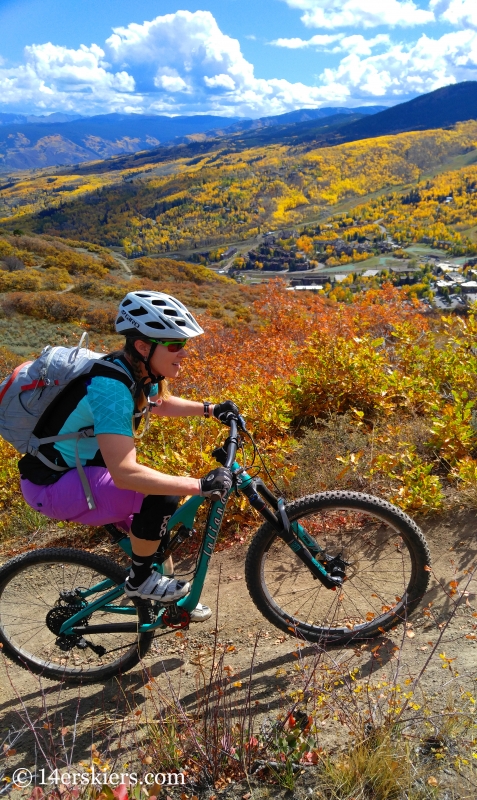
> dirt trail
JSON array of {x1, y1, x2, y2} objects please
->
[{"x1": 1, "y1": 511, "x2": 476, "y2": 795}]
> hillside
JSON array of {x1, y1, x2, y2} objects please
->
[
  {"x1": 325, "y1": 81, "x2": 477, "y2": 145},
  {"x1": 199, "y1": 81, "x2": 477, "y2": 152},
  {"x1": 2, "y1": 120, "x2": 477, "y2": 255},
  {"x1": 0, "y1": 230, "x2": 258, "y2": 360},
  {"x1": 38, "y1": 82, "x2": 477, "y2": 177}
]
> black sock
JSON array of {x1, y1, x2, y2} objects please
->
[{"x1": 127, "y1": 551, "x2": 156, "y2": 589}]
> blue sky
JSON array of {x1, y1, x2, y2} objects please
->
[{"x1": 0, "y1": 0, "x2": 476, "y2": 117}]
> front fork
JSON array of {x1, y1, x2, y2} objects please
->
[{"x1": 235, "y1": 471, "x2": 342, "y2": 590}]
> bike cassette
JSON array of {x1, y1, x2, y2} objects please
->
[
  {"x1": 46, "y1": 601, "x2": 105, "y2": 654},
  {"x1": 162, "y1": 604, "x2": 191, "y2": 629}
]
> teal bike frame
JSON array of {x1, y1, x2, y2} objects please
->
[{"x1": 59, "y1": 422, "x2": 340, "y2": 639}]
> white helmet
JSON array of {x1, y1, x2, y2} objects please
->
[{"x1": 115, "y1": 291, "x2": 204, "y2": 340}]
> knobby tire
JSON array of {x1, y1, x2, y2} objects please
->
[{"x1": 245, "y1": 491, "x2": 431, "y2": 645}]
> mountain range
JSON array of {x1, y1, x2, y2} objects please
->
[
  {"x1": 1, "y1": 81, "x2": 476, "y2": 175},
  {"x1": 0, "y1": 106, "x2": 385, "y2": 172},
  {"x1": 57, "y1": 81, "x2": 477, "y2": 178}
]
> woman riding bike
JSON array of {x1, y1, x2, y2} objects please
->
[{"x1": 18, "y1": 291, "x2": 236, "y2": 622}]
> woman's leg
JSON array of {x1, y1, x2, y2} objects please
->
[
  {"x1": 21, "y1": 467, "x2": 144, "y2": 527},
  {"x1": 127, "y1": 494, "x2": 180, "y2": 588}
]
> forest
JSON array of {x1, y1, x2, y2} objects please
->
[{"x1": 2, "y1": 121, "x2": 477, "y2": 256}]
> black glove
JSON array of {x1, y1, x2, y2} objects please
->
[
  {"x1": 213, "y1": 400, "x2": 240, "y2": 427},
  {"x1": 199, "y1": 467, "x2": 233, "y2": 501}
]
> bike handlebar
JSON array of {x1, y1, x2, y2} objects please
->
[
  {"x1": 212, "y1": 416, "x2": 245, "y2": 471},
  {"x1": 224, "y1": 417, "x2": 239, "y2": 469}
]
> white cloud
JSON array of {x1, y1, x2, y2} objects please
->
[
  {"x1": 281, "y1": 0, "x2": 434, "y2": 29},
  {"x1": 319, "y1": 30, "x2": 477, "y2": 100},
  {"x1": 0, "y1": 42, "x2": 136, "y2": 114},
  {"x1": 105, "y1": 11, "x2": 256, "y2": 96},
  {"x1": 336, "y1": 35, "x2": 391, "y2": 56},
  {"x1": 0, "y1": 11, "x2": 354, "y2": 116},
  {"x1": 430, "y1": 0, "x2": 477, "y2": 29},
  {"x1": 204, "y1": 74, "x2": 236, "y2": 90},
  {"x1": 271, "y1": 33, "x2": 390, "y2": 56},
  {"x1": 154, "y1": 73, "x2": 189, "y2": 93},
  {"x1": 270, "y1": 34, "x2": 342, "y2": 49}
]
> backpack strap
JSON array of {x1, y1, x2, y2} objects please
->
[
  {"x1": 91, "y1": 358, "x2": 136, "y2": 391},
  {"x1": 26, "y1": 358, "x2": 137, "y2": 512},
  {"x1": 0, "y1": 362, "x2": 32, "y2": 404}
]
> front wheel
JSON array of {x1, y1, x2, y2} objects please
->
[
  {"x1": 0, "y1": 548, "x2": 155, "y2": 683},
  {"x1": 245, "y1": 491, "x2": 431, "y2": 645}
]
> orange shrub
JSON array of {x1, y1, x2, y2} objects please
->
[
  {"x1": 3, "y1": 291, "x2": 89, "y2": 323},
  {"x1": 84, "y1": 305, "x2": 117, "y2": 332}
]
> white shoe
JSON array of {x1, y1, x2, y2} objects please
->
[
  {"x1": 125, "y1": 572, "x2": 190, "y2": 603},
  {"x1": 190, "y1": 603, "x2": 212, "y2": 622}
]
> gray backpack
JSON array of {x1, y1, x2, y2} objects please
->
[{"x1": 0, "y1": 333, "x2": 133, "y2": 510}]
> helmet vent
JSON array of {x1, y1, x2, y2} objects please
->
[
  {"x1": 116, "y1": 315, "x2": 124, "y2": 324},
  {"x1": 176, "y1": 319, "x2": 186, "y2": 326},
  {"x1": 146, "y1": 321, "x2": 166, "y2": 330},
  {"x1": 122, "y1": 299, "x2": 132, "y2": 307},
  {"x1": 136, "y1": 293, "x2": 152, "y2": 298},
  {"x1": 151, "y1": 299, "x2": 167, "y2": 307},
  {"x1": 129, "y1": 307, "x2": 148, "y2": 317},
  {"x1": 164, "y1": 309, "x2": 178, "y2": 317}
]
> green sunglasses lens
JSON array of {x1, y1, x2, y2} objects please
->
[{"x1": 151, "y1": 339, "x2": 187, "y2": 352}]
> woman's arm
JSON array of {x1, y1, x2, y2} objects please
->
[
  {"x1": 97, "y1": 433, "x2": 201, "y2": 495},
  {"x1": 150, "y1": 395, "x2": 215, "y2": 418}
]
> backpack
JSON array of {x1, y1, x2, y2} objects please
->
[{"x1": 0, "y1": 333, "x2": 135, "y2": 511}]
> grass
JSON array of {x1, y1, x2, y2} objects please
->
[{"x1": 0, "y1": 314, "x2": 122, "y2": 358}]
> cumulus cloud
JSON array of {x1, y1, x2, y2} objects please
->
[
  {"x1": 281, "y1": 0, "x2": 434, "y2": 29},
  {"x1": 0, "y1": 42, "x2": 137, "y2": 114},
  {"x1": 318, "y1": 30, "x2": 477, "y2": 100},
  {"x1": 430, "y1": 0, "x2": 477, "y2": 29},
  {"x1": 0, "y1": 10, "x2": 357, "y2": 116},
  {"x1": 0, "y1": 8, "x2": 475, "y2": 118}
]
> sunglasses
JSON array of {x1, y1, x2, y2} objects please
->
[{"x1": 150, "y1": 339, "x2": 188, "y2": 352}]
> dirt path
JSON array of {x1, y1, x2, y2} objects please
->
[{"x1": 1, "y1": 511, "x2": 476, "y2": 796}]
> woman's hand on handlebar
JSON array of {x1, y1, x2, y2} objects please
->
[
  {"x1": 199, "y1": 467, "x2": 233, "y2": 501},
  {"x1": 213, "y1": 400, "x2": 240, "y2": 426}
]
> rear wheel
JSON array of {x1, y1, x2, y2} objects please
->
[
  {"x1": 245, "y1": 492, "x2": 431, "y2": 645},
  {"x1": 0, "y1": 548, "x2": 155, "y2": 683}
]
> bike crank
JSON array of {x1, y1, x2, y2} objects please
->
[{"x1": 162, "y1": 604, "x2": 191, "y2": 629}]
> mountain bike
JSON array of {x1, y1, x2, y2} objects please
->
[{"x1": 0, "y1": 417, "x2": 431, "y2": 684}]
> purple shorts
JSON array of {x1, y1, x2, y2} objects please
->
[{"x1": 21, "y1": 467, "x2": 145, "y2": 532}]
